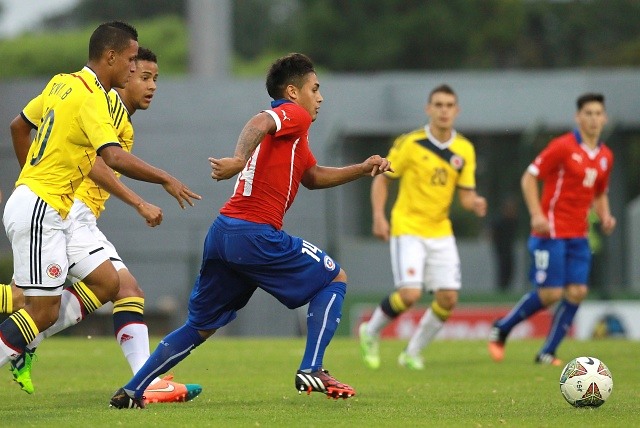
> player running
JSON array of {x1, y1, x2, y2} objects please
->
[
  {"x1": 110, "y1": 52, "x2": 392, "y2": 408},
  {"x1": 488, "y1": 93, "x2": 615, "y2": 365}
]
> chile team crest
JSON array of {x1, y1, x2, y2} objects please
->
[{"x1": 324, "y1": 255, "x2": 336, "y2": 271}]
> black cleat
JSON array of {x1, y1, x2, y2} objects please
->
[
  {"x1": 109, "y1": 387, "x2": 146, "y2": 409},
  {"x1": 295, "y1": 368, "x2": 356, "y2": 400}
]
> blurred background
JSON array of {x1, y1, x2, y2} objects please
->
[{"x1": 1, "y1": 0, "x2": 640, "y2": 340}]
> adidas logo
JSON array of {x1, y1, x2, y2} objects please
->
[
  {"x1": 295, "y1": 372, "x2": 326, "y2": 392},
  {"x1": 119, "y1": 333, "x2": 133, "y2": 345}
]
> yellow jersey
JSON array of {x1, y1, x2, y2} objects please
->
[
  {"x1": 74, "y1": 90, "x2": 134, "y2": 218},
  {"x1": 17, "y1": 67, "x2": 120, "y2": 219},
  {"x1": 385, "y1": 126, "x2": 477, "y2": 238}
]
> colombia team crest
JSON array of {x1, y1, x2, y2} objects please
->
[{"x1": 46, "y1": 263, "x2": 63, "y2": 279}]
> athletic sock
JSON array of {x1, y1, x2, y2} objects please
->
[
  {"x1": 299, "y1": 281, "x2": 346, "y2": 372},
  {"x1": 495, "y1": 290, "x2": 545, "y2": 335},
  {"x1": 124, "y1": 323, "x2": 205, "y2": 398},
  {"x1": 540, "y1": 299, "x2": 579, "y2": 356},
  {"x1": 27, "y1": 281, "x2": 103, "y2": 350},
  {"x1": 367, "y1": 291, "x2": 407, "y2": 336},
  {"x1": 0, "y1": 284, "x2": 12, "y2": 314},
  {"x1": 0, "y1": 309, "x2": 39, "y2": 366},
  {"x1": 405, "y1": 300, "x2": 451, "y2": 356},
  {"x1": 113, "y1": 297, "x2": 151, "y2": 376}
]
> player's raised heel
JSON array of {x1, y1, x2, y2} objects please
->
[
  {"x1": 109, "y1": 388, "x2": 146, "y2": 409},
  {"x1": 295, "y1": 369, "x2": 356, "y2": 399},
  {"x1": 488, "y1": 323, "x2": 507, "y2": 362}
]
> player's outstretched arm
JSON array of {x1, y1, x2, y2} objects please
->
[
  {"x1": 99, "y1": 145, "x2": 202, "y2": 210},
  {"x1": 210, "y1": 112, "x2": 276, "y2": 181},
  {"x1": 301, "y1": 155, "x2": 392, "y2": 190},
  {"x1": 10, "y1": 115, "x2": 33, "y2": 168},
  {"x1": 89, "y1": 157, "x2": 163, "y2": 227}
]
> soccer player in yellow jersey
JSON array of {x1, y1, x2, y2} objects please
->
[
  {"x1": 0, "y1": 22, "x2": 200, "y2": 393},
  {"x1": 359, "y1": 84, "x2": 487, "y2": 370},
  {"x1": 2, "y1": 47, "x2": 202, "y2": 402}
]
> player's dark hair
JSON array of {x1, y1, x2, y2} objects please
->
[
  {"x1": 429, "y1": 84, "x2": 457, "y2": 103},
  {"x1": 137, "y1": 46, "x2": 157, "y2": 64},
  {"x1": 266, "y1": 53, "x2": 316, "y2": 100},
  {"x1": 576, "y1": 93, "x2": 605, "y2": 110},
  {"x1": 89, "y1": 21, "x2": 138, "y2": 60}
]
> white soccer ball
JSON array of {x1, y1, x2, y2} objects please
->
[{"x1": 559, "y1": 356, "x2": 613, "y2": 407}]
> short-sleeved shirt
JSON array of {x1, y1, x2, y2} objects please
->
[
  {"x1": 74, "y1": 90, "x2": 133, "y2": 218},
  {"x1": 220, "y1": 100, "x2": 317, "y2": 230},
  {"x1": 528, "y1": 130, "x2": 613, "y2": 238},
  {"x1": 385, "y1": 126, "x2": 478, "y2": 238},
  {"x1": 16, "y1": 66, "x2": 121, "y2": 219}
]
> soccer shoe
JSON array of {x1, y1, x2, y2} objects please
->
[
  {"x1": 10, "y1": 350, "x2": 37, "y2": 394},
  {"x1": 109, "y1": 388, "x2": 146, "y2": 409},
  {"x1": 488, "y1": 323, "x2": 507, "y2": 362},
  {"x1": 143, "y1": 374, "x2": 203, "y2": 403},
  {"x1": 535, "y1": 353, "x2": 563, "y2": 366},
  {"x1": 358, "y1": 322, "x2": 381, "y2": 369},
  {"x1": 295, "y1": 369, "x2": 356, "y2": 400},
  {"x1": 398, "y1": 351, "x2": 425, "y2": 370}
]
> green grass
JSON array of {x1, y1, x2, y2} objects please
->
[{"x1": 1, "y1": 336, "x2": 638, "y2": 427}]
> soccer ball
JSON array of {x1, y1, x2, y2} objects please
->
[{"x1": 559, "y1": 356, "x2": 613, "y2": 407}]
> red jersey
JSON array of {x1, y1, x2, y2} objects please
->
[
  {"x1": 220, "y1": 101, "x2": 317, "y2": 230},
  {"x1": 528, "y1": 130, "x2": 613, "y2": 238}
]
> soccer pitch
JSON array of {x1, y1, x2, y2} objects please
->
[{"x1": 1, "y1": 336, "x2": 638, "y2": 427}]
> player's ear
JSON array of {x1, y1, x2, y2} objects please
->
[
  {"x1": 285, "y1": 84, "x2": 297, "y2": 101},
  {"x1": 107, "y1": 50, "x2": 116, "y2": 66}
]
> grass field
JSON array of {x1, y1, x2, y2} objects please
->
[{"x1": 0, "y1": 336, "x2": 638, "y2": 427}]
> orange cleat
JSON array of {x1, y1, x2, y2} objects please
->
[
  {"x1": 143, "y1": 374, "x2": 202, "y2": 404},
  {"x1": 535, "y1": 353, "x2": 563, "y2": 366},
  {"x1": 295, "y1": 369, "x2": 356, "y2": 400},
  {"x1": 488, "y1": 323, "x2": 507, "y2": 362}
]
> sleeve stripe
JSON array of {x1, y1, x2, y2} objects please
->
[
  {"x1": 263, "y1": 109, "x2": 281, "y2": 132},
  {"x1": 20, "y1": 111, "x2": 38, "y2": 130}
]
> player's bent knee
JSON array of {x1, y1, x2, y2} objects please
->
[{"x1": 115, "y1": 270, "x2": 144, "y2": 299}]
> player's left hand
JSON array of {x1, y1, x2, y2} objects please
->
[
  {"x1": 162, "y1": 176, "x2": 202, "y2": 209},
  {"x1": 473, "y1": 196, "x2": 488, "y2": 217},
  {"x1": 600, "y1": 215, "x2": 616, "y2": 235},
  {"x1": 362, "y1": 155, "x2": 393, "y2": 177}
]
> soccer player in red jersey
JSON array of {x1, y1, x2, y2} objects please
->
[
  {"x1": 489, "y1": 93, "x2": 616, "y2": 365},
  {"x1": 110, "y1": 53, "x2": 392, "y2": 408}
]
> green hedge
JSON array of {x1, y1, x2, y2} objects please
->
[{"x1": 0, "y1": 16, "x2": 188, "y2": 79}]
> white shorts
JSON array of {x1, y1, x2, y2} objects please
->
[
  {"x1": 390, "y1": 235, "x2": 461, "y2": 292},
  {"x1": 69, "y1": 200, "x2": 126, "y2": 274},
  {"x1": 2, "y1": 186, "x2": 109, "y2": 296}
]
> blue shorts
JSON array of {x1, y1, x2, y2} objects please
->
[
  {"x1": 187, "y1": 215, "x2": 341, "y2": 330},
  {"x1": 527, "y1": 236, "x2": 591, "y2": 288}
]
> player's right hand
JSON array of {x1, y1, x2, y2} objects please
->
[
  {"x1": 530, "y1": 212, "x2": 550, "y2": 235},
  {"x1": 136, "y1": 201, "x2": 163, "y2": 227},
  {"x1": 162, "y1": 177, "x2": 202, "y2": 209}
]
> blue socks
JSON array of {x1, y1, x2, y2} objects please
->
[
  {"x1": 300, "y1": 281, "x2": 346, "y2": 372},
  {"x1": 540, "y1": 299, "x2": 579, "y2": 355},
  {"x1": 496, "y1": 291, "x2": 544, "y2": 334},
  {"x1": 124, "y1": 324, "x2": 205, "y2": 398}
]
